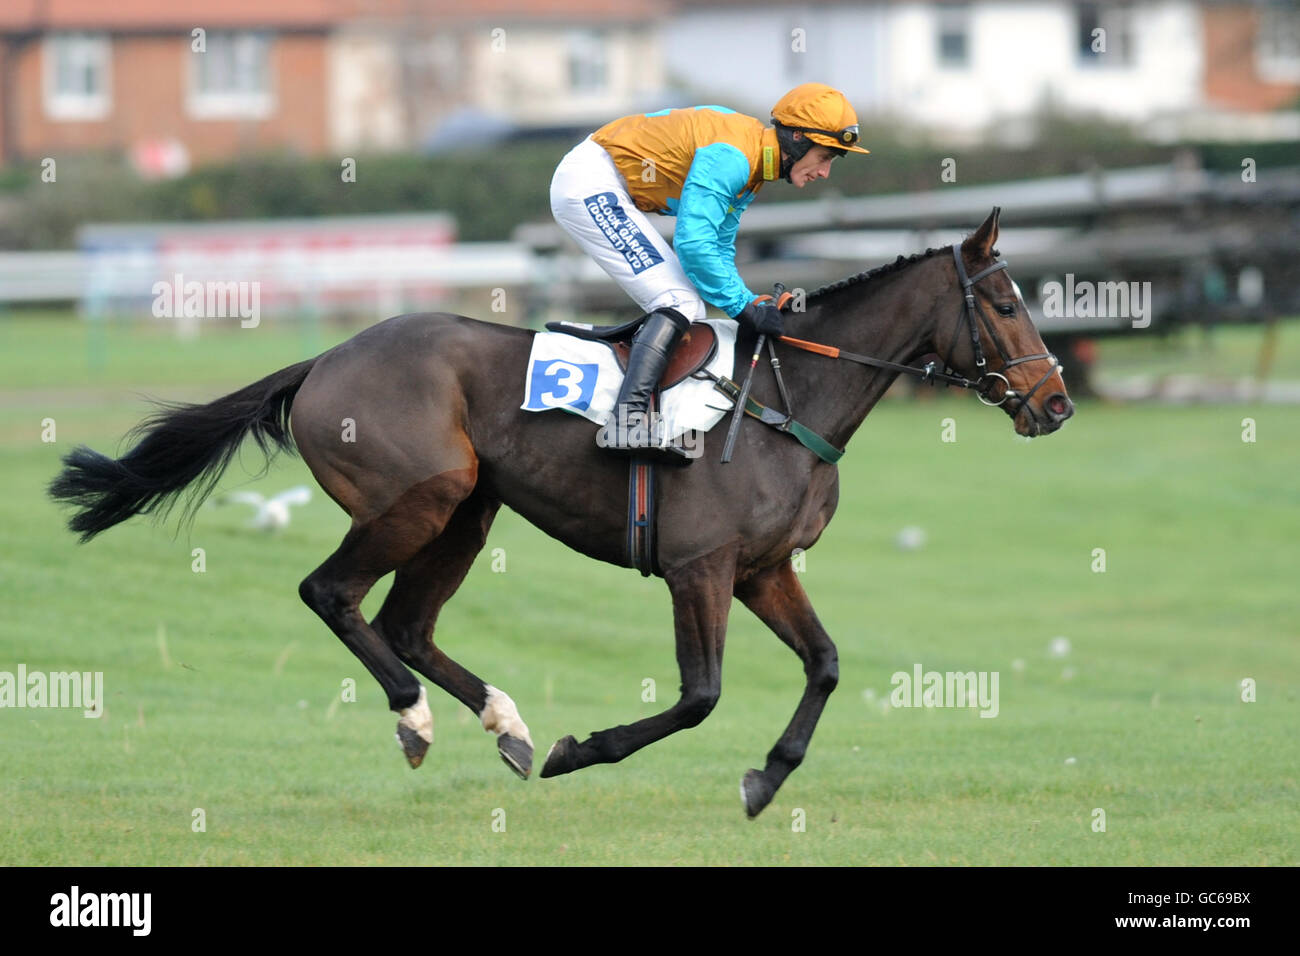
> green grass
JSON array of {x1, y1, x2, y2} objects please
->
[
  {"x1": 1092, "y1": 318, "x2": 1300, "y2": 383},
  {"x1": 0, "y1": 308, "x2": 355, "y2": 390},
  {"x1": 1, "y1": 315, "x2": 1297, "y2": 865}
]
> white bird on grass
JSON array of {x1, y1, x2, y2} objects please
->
[{"x1": 217, "y1": 486, "x2": 313, "y2": 531}]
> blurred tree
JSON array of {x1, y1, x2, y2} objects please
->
[{"x1": 1, "y1": 134, "x2": 1296, "y2": 251}]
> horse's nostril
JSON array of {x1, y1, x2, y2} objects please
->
[{"x1": 1046, "y1": 393, "x2": 1072, "y2": 420}]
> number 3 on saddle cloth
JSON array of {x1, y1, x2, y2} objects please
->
[
  {"x1": 521, "y1": 316, "x2": 737, "y2": 449},
  {"x1": 521, "y1": 316, "x2": 738, "y2": 576}
]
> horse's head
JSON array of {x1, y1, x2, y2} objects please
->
[{"x1": 938, "y1": 207, "x2": 1073, "y2": 437}]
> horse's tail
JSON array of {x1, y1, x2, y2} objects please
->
[{"x1": 49, "y1": 358, "x2": 319, "y2": 542}]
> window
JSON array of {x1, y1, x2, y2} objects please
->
[
  {"x1": 44, "y1": 33, "x2": 111, "y2": 120},
  {"x1": 1257, "y1": 3, "x2": 1300, "y2": 83},
  {"x1": 937, "y1": 4, "x2": 970, "y2": 69},
  {"x1": 1077, "y1": 2, "x2": 1134, "y2": 67},
  {"x1": 188, "y1": 32, "x2": 273, "y2": 118},
  {"x1": 568, "y1": 30, "x2": 607, "y2": 94}
]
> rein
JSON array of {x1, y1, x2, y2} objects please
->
[
  {"x1": 775, "y1": 334, "x2": 980, "y2": 390},
  {"x1": 714, "y1": 246, "x2": 1062, "y2": 464},
  {"x1": 779, "y1": 246, "x2": 1061, "y2": 412}
]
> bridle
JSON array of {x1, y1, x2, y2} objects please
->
[
  {"x1": 711, "y1": 245, "x2": 1068, "y2": 464},
  {"x1": 945, "y1": 245, "x2": 1062, "y2": 417},
  {"x1": 777, "y1": 245, "x2": 1063, "y2": 419}
]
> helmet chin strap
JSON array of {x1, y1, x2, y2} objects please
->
[{"x1": 774, "y1": 124, "x2": 811, "y2": 182}]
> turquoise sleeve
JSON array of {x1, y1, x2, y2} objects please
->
[{"x1": 673, "y1": 143, "x2": 755, "y2": 318}]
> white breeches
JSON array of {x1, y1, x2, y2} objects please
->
[{"x1": 549, "y1": 137, "x2": 706, "y2": 322}]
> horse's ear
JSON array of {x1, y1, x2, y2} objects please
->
[{"x1": 963, "y1": 206, "x2": 1001, "y2": 258}]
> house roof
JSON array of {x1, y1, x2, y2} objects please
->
[
  {"x1": 0, "y1": 0, "x2": 341, "y2": 32},
  {"x1": 336, "y1": 0, "x2": 668, "y2": 22},
  {"x1": 0, "y1": 0, "x2": 668, "y2": 32}
]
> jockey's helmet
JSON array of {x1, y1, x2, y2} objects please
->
[{"x1": 770, "y1": 83, "x2": 870, "y2": 179}]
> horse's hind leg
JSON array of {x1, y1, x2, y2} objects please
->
[
  {"x1": 370, "y1": 490, "x2": 536, "y2": 778},
  {"x1": 299, "y1": 468, "x2": 478, "y2": 769},
  {"x1": 732, "y1": 559, "x2": 839, "y2": 818}
]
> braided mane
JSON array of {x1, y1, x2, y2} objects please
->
[{"x1": 807, "y1": 246, "x2": 949, "y2": 302}]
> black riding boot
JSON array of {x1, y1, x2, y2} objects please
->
[{"x1": 598, "y1": 308, "x2": 692, "y2": 462}]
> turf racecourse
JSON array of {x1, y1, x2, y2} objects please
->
[{"x1": 1, "y1": 314, "x2": 1297, "y2": 866}]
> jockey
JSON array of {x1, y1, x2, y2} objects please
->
[{"x1": 550, "y1": 82, "x2": 869, "y2": 461}]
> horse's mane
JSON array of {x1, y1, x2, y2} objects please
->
[{"x1": 807, "y1": 246, "x2": 949, "y2": 303}]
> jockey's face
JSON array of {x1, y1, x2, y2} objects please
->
[{"x1": 787, "y1": 139, "x2": 837, "y2": 188}]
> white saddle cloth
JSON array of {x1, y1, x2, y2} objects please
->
[{"x1": 521, "y1": 318, "x2": 737, "y2": 443}]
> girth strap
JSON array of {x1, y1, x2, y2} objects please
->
[
  {"x1": 627, "y1": 393, "x2": 660, "y2": 577},
  {"x1": 627, "y1": 458, "x2": 657, "y2": 577}
]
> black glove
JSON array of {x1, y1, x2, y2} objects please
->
[{"x1": 737, "y1": 298, "x2": 784, "y2": 337}]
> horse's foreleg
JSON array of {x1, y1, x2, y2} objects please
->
[
  {"x1": 733, "y1": 559, "x2": 839, "y2": 818},
  {"x1": 371, "y1": 491, "x2": 534, "y2": 779},
  {"x1": 539, "y1": 546, "x2": 735, "y2": 778}
]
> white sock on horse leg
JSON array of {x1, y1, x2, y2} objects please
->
[
  {"x1": 397, "y1": 684, "x2": 433, "y2": 744},
  {"x1": 480, "y1": 685, "x2": 533, "y2": 746}
]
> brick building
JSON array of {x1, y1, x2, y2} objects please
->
[{"x1": 0, "y1": 0, "x2": 336, "y2": 167}]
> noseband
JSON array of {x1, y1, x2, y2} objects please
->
[{"x1": 948, "y1": 245, "x2": 1061, "y2": 416}]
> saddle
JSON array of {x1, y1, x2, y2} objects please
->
[{"x1": 545, "y1": 317, "x2": 718, "y2": 390}]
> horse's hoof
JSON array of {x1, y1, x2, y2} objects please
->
[
  {"x1": 396, "y1": 725, "x2": 430, "y2": 769},
  {"x1": 395, "y1": 685, "x2": 433, "y2": 768},
  {"x1": 498, "y1": 734, "x2": 533, "y2": 779},
  {"x1": 540, "y1": 735, "x2": 578, "y2": 778},
  {"x1": 741, "y1": 769, "x2": 775, "y2": 818}
]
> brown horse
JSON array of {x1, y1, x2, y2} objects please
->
[{"x1": 49, "y1": 208, "x2": 1071, "y2": 818}]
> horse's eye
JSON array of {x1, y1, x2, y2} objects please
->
[{"x1": 996, "y1": 304, "x2": 1016, "y2": 317}]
